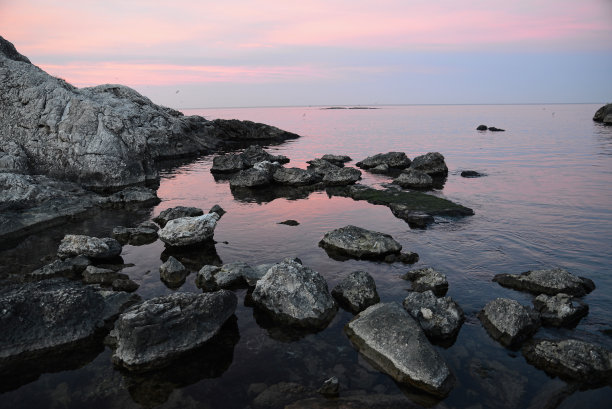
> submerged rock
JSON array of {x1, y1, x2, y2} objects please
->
[
  {"x1": 479, "y1": 298, "x2": 540, "y2": 348},
  {"x1": 356, "y1": 152, "x2": 411, "y2": 171},
  {"x1": 461, "y1": 170, "x2": 485, "y2": 178},
  {"x1": 251, "y1": 258, "x2": 337, "y2": 328},
  {"x1": 319, "y1": 225, "x2": 402, "y2": 260},
  {"x1": 402, "y1": 290, "x2": 465, "y2": 342},
  {"x1": 493, "y1": 267, "x2": 595, "y2": 296},
  {"x1": 522, "y1": 339, "x2": 612, "y2": 385},
  {"x1": 389, "y1": 206, "x2": 435, "y2": 228},
  {"x1": 393, "y1": 169, "x2": 433, "y2": 189},
  {"x1": 158, "y1": 213, "x2": 220, "y2": 247},
  {"x1": 57, "y1": 234, "x2": 122, "y2": 260},
  {"x1": 112, "y1": 225, "x2": 158, "y2": 245},
  {"x1": 533, "y1": 293, "x2": 589, "y2": 327},
  {"x1": 110, "y1": 290, "x2": 237, "y2": 371},
  {"x1": 345, "y1": 302, "x2": 455, "y2": 397},
  {"x1": 153, "y1": 206, "x2": 204, "y2": 228},
  {"x1": 409, "y1": 152, "x2": 448, "y2": 176},
  {"x1": 331, "y1": 270, "x2": 380, "y2": 314},
  {"x1": 159, "y1": 256, "x2": 188, "y2": 287},
  {"x1": 401, "y1": 267, "x2": 449, "y2": 296},
  {"x1": 83, "y1": 265, "x2": 126, "y2": 285}
]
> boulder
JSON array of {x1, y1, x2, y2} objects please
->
[
  {"x1": 246, "y1": 263, "x2": 275, "y2": 287},
  {"x1": 389, "y1": 205, "x2": 435, "y2": 228},
  {"x1": 401, "y1": 267, "x2": 448, "y2": 296},
  {"x1": 409, "y1": 152, "x2": 448, "y2": 176},
  {"x1": 211, "y1": 153, "x2": 247, "y2": 173},
  {"x1": 321, "y1": 154, "x2": 351, "y2": 166},
  {"x1": 272, "y1": 167, "x2": 322, "y2": 186},
  {"x1": 345, "y1": 302, "x2": 455, "y2": 397},
  {"x1": 57, "y1": 234, "x2": 122, "y2": 260},
  {"x1": 476, "y1": 124, "x2": 488, "y2": 131},
  {"x1": 522, "y1": 339, "x2": 612, "y2": 385},
  {"x1": 393, "y1": 169, "x2": 433, "y2": 189},
  {"x1": 331, "y1": 271, "x2": 380, "y2": 314},
  {"x1": 159, "y1": 256, "x2": 188, "y2": 287},
  {"x1": 402, "y1": 290, "x2": 464, "y2": 342},
  {"x1": 322, "y1": 166, "x2": 362, "y2": 186},
  {"x1": 478, "y1": 298, "x2": 540, "y2": 347},
  {"x1": 461, "y1": 170, "x2": 485, "y2": 178},
  {"x1": 102, "y1": 187, "x2": 161, "y2": 208},
  {"x1": 195, "y1": 262, "x2": 255, "y2": 291},
  {"x1": 319, "y1": 225, "x2": 402, "y2": 260},
  {"x1": 533, "y1": 293, "x2": 589, "y2": 327},
  {"x1": 356, "y1": 152, "x2": 411, "y2": 170},
  {"x1": 229, "y1": 160, "x2": 281, "y2": 188},
  {"x1": 593, "y1": 103, "x2": 612, "y2": 124},
  {"x1": 240, "y1": 145, "x2": 289, "y2": 166},
  {"x1": 153, "y1": 206, "x2": 204, "y2": 228},
  {"x1": 492, "y1": 267, "x2": 595, "y2": 296},
  {"x1": 158, "y1": 213, "x2": 220, "y2": 247},
  {"x1": 28, "y1": 255, "x2": 90, "y2": 281},
  {"x1": 251, "y1": 258, "x2": 337, "y2": 328},
  {"x1": 306, "y1": 158, "x2": 341, "y2": 176},
  {"x1": 83, "y1": 265, "x2": 126, "y2": 285},
  {"x1": 110, "y1": 290, "x2": 237, "y2": 371}
]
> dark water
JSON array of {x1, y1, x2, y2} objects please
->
[{"x1": 2, "y1": 104, "x2": 611, "y2": 408}]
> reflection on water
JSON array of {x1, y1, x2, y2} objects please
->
[{"x1": 1, "y1": 104, "x2": 611, "y2": 408}]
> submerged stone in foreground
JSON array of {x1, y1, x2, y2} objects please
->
[
  {"x1": 319, "y1": 225, "x2": 402, "y2": 260},
  {"x1": 345, "y1": 302, "x2": 455, "y2": 397},
  {"x1": 332, "y1": 270, "x2": 380, "y2": 314},
  {"x1": 493, "y1": 267, "x2": 595, "y2": 296}
]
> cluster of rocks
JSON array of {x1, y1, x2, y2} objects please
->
[{"x1": 476, "y1": 125, "x2": 505, "y2": 132}]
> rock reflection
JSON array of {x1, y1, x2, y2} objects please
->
[
  {"x1": 230, "y1": 184, "x2": 322, "y2": 204},
  {"x1": 160, "y1": 240, "x2": 222, "y2": 271}
]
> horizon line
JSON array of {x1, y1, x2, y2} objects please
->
[{"x1": 178, "y1": 102, "x2": 607, "y2": 110}]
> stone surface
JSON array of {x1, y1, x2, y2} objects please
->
[
  {"x1": 533, "y1": 293, "x2": 589, "y2": 327},
  {"x1": 28, "y1": 255, "x2": 91, "y2": 281},
  {"x1": 240, "y1": 145, "x2": 289, "y2": 166},
  {"x1": 110, "y1": 290, "x2": 237, "y2": 371},
  {"x1": 112, "y1": 225, "x2": 158, "y2": 245},
  {"x1": 331, "y1": 270, "x2": 380, "y2": 314},
  {"x1": 401, "y1": 267, "x2": 449, "y2": 296},
  {"x1": 273, "y1": 167, "x2": 321, "y2": 186},
  {"x1": 103, "y1": 187, "x2": 161, "y2": 208},
  {"x1": 229, "y1": 163, "x2": 276, "y2": 188},
  {"x1": 153, "y1": 206, "x2": 204, "y2": 228},
  {"x1": 57, "y1": 234, "x2": 122, "y2": 260},
  {"x1": 321, "y1": 154, "x2": 351, "y2": 166},
  {"x1": 593, "y1": 103, "x2": 612, "y2": 124},
  {"x1": 251, "y1": 258, "x2": 337, "y2": 328},
  {"x1": 211, "y1": 145, "x2": 289, "y2": 174},
  {"x1": 319, "y1": 225, "x2": 402, "y2": 260},
  {"x1": 211, "y1": 153, "x2": 246, "y2": 173},
  {"x1": 402, "y1": 290, "x2": 465, "y2": 342},
  {"x1": 493, "y1": 267, "x2": 595, "y2": 296},
  {"x1": 345, "y1": 302, "x2": 455, "y2": 397},
  {"x1": 522, "y1": 339, "x2": 612, "y2": 385},
  {"x1": 306, "y1": 158, "x2": 341, "y2": 176},
  {"x1": 409, "y1": 152, "x2": 448, "y2": 176},
  {"x1": 322, "y1": 166, "x2": 362, "y2": 186},
  {"x1": 159, "y1": 256, "x2": 188, "y2": 287},
  {"x1": 83, "y1": 265, "x2": 125, "y2": 285},
  {"x1": 356, "y1": 152, "x2": 411, "y2": 170},
  {"x1": 479, "y1": 298, "x2": 540, "y2": 347},
  {"x1": 195, "y1": 261, "x2": 255, "y2": 291},
  {"x1": 393, "y1": 169, "x2": 433, "y2": 189},
  {"x1": 158, "y1": 213, "x2": 220, "y2": 247}
]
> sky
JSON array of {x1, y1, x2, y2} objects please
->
[{"x1": 1, "y1": 0, "x2": 611, "y2": 108}]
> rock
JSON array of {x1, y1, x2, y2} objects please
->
[
  {"x1": 321, "y1": 154, "x2": 351, "y2": 166},
  {"x1": 478, "y1": 298, "x2": 540, "y2": 347},
  {"x1": 83, "y1": 265, "x2": 125, "y2": 285},
  {"x1": 409, "y1": 152, "x2": 448, "y2": 176},
  {"x1": 533, "y1": 293, "x2": 589, "y2": 327},
  {"x1": 112, "y1": 225, "x2": 158, "y2": 245},
  {"x1": 593, "y1": 103, "x2": 612, "y2": 124},
  {"x1": 522, "y1": 339, "x2": 612, "y2": 385},
  {"x1": 251, "y1": 258, "x2": 337, "y2": 328},
  {"x1": 138, "y1": 220, "x2": 159, "y2": 231},
  {"x1": 402, "y1": 290, "x2": 465, "y2": 342},
  {"x1": 246, "y1": 263, "x2": 275, "y2": 287},
  {"x1": 110, "y1": 290, "x2": 237, "y2": 371},
  {"x1": 273, "y1": 167, "x2": 321, "y2": 186},
  {"x1": 57, "y1": 234, "x2": 122, "y2": 260},
  {"x1": 240, "y1": 145, "x2": 289, "y2": 166},
  {"x1": 103, "y1": 187, "x2": 161, "y2": 208},
  {"x1": 112, "y1": 278, "x2": 139, "y2": 292},
  {"x1": 488, "y1": 127, "x2": 505, "y2": 132},
  {"x1": 159, "y1": 256, "x2": 188, "y2": 287},
  {"x1": 369, "y1": 163, "x2": 390, "y2": 174},
  {"x1": 401, "y1": 267, "x2": 449, "y2": 296},
  {"x1": 210, "y1": 153, "x2": 246, "y2": 173},
  {"x1": 208, "y1": 204, "x2": 226, "y2": 218},
  {"x1": 211, "y1": 146, "x2": 289, "y2": 175},
  {"x1": 278, "y1": 219, "x2": 300, "y2": 226},
  {"x1": 0, "y1": 141, "x2": 30, "y2": 173},
  {"x1": 356, "y1": 152, "x2": 411, "y2": 170},
  {"x1": 493, "y1": 267, "x2": 595, "y2": 296},
  {"x1": 322, "y1": 166, "x2": 362, "y2": 186},
  {"x1": 345, "y1": 302, "x2": 455, "y2": 397},
  {"x1": 317, "y1": 376, "x2": 339, "y2": 398},
  {"x1": 153, "y1": 206, "x2": 204, "y2": 228},
  {"x1": 461, "y1": 170, "x2": 485, "y2": 178},
  {"x1": 319, "y1": 225, "x2": 402, "y2": 260},
  {"x1": 253, "y1": 382, "x2": 316, "y2": 409},
  {"x1": 28, "y1": 255, "x2": 91, "y2": 281},
  {"x1": 331, "y1": 271, "x2": 380, "y2": 314},
  {"x1": 306, "y1": 158, "x2": 341, "y2": 176},
  {"x1": 229, "y1": 167, "x2": 273, "y2": 188},
  {"x1": 158, "y1": 213, "x2": 220, "y2": 247},
  {"x1": 388, "y1": 206, "x2": 435, "y2": 228},
  {"x1": 195, "y1": 262, "x2": 254, "y2": 291},
  {"x1": 393, "y1": 169, "x2": 433, "y2": 189},
  {"x1": 476, "y1": 124, "x2": 488, "y2": 131},
  {"x1": 0, "y1": 278, "x2": 138, "y2": 362}
]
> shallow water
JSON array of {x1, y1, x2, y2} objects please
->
[{"x1": 2, "y1": 104, "x2": 611, "y2": 408}]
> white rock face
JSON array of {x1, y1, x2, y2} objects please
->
[{"x1": 158, "y1": 213, "x2": 220, "y2": 247}]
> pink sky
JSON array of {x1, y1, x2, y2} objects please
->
[{"x1": 2, "y1": 0, "x2": 611, "y2": 106}]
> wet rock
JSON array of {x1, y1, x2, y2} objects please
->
[
  {"x1": 401, "y1": 267, "x2": 448, "y2": 296},
  {"x1": 138, "y1": 220, "x2": 160, "y2": 231},
  {"x1": 102, "y1": 187, "x2": 161, "y2": 208},
  {"x1": 478, "y1": 298, "x2": 540, "y2": 347},
  {"x1": 57, "y1": 234, "x2": 122, "y2": 260},
  {"x1": 402, "y1": 290, "x2": 465, "y2": 342},
  {"x1": 306, "y1": 158, "x2": 341, "y2": 176},
  {"x1": 153, "y1": 206, "x2": 204, "y2": 228},
  {"x1": 389, "y1": 205, "x2": 435, "y2": 228},
  {"x1": 493, "y1": 267, "x2": 595, "y2": 296},
  {"x1": 159, "y1": 256, "x2": 188, "y2": 287},
  {"x1": 322, "y1": 166, "x2": 362, "y2": 186},
  {"x1": 593, "y1": 103, "x2": 612, "y2": 124},
  {"x1": 230, "y1": 167, "x2": 273, "y2": 188},
  {"x1": 345, "y1": 302, "x2": 455, "y2": 397},
  {"x1": 112, "y1": 278, "x2": 139, "y2": 293},
  {"x1": 321, "y1": 154, "x2": 352, "y2": 166},
  {"x1": 476, "y1": 124, "x2": 488, "y2": 131},
  {"x1": 356, "y1": 152, "x2": 411, "y2": 171},
  {"x1": 273, "y1": 167, "x2": 322, "y2": 186},
  {"x1": 278, "y1": 219, "x2": 300, "y2": 226},
  {"x1": 112, "y1": 225, "x2": 158, "y2": 245},
  {"x1": 83, "y1": 265, "x2": 126, "y2": 285},
  {"x1": 246, "y1": 263, "x2": 275, "y2": 287},
  {"x1": 158, "y1": 212, "x2": 220, "y2": 247},
  {"x1": 251, "y1": 258, "x2": 337, "y2": 328},
  {"x1": 110, "y1": 290, "x2": 237, "y2": 371},
  {"x1": 332, "y1": 270, "x2": 380, "y2": 314},
  {"x1": 461, "y1": 170, "x2": 485, "y2": 178},
  {"x1": 195, "y1": 262, "x2": 255, "y2": 291},
  {"x1": 28, "y1": 255, "x2": 91, "y2": 281},
  {"x1": 409, "y1": 152, "x2": 448, "y2": 176},
  {"x1": 252, "y1": 382, "x2": 316, "y2": 409},
  {"x1": 369, "y1": 163, "x2": 390, "y2": 174},
  {"x1": 209, "y1": 204, "x2": 226, "y2": 218},
  {"x1": 317, "y1": 376, "x2": 339, "y2": 398},
  {"x1": 533, "y1": 293, "x2": 589, "y2": 327},
  {"x1": 522, "y1": 339, "x2": 612, "y2": 385},
  {"x1": 488, "y1": 126, "x2": 505, "y2": 132},
  {"x1": 319, "y1": 225, "x2": 402, "y2": 260},
  {"x1": 384, "y1": 251, "x2": 420, "y2": 264},
  {"x1": 393, "y1": 169, "x2": 433, "y2": 189},
  {"x1": 211, "y1": 153, "x2": 247, "y2": 173},
  {"x1": 240, "y1": 145, "x2": 290, "y2": 167}
]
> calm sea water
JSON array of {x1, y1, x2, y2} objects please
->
[{"x1": 2, "y1": 104, "x2": 611, "y2": 408}]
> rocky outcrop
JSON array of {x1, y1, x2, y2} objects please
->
[
  {"x1": 153, "y1": 206, "x2": 203, "y2": 227},
  {"x1": 478, "y1": 298, "x2": 540, "y2": 348},
  {"x1": 345, "y1": 302, "x2": 455, "y2": 397},
  {"x1": 393, "y1": 169, "x2": 433, "y2": 189},
  {"x1": 356, "y1": 152, "x2": 411, "y2": 171},
  {"x1": 593, "y1": 104, "x2": 612, "y2": 125},
  {"x1": 493, "y1": 267, "x2": 595, "y2": 296},
  {"x1": 57, "y1": 234, "x2": 122, "y2": 260},
  {"x1": 331, "y1": 271, "x2": 380, "y2": 314},
  {"x1": 158, "y1": 212, "x2": 220, "y2": 247},
  {"x1": 251, "y1": 258, "x2": 337, "y2": 328},
  {"x1": 402, "y1": 290, "x2": 464, "y2": 342},
  {"x1": 109, "y1": 290, "x2": 237, "y2": 371},
  {"x1": 319, "y1": 225, "x2": 402, "y2": 260},
  {"x1": 401, "y1": 267, "x2": 449, "y2": 296},
  {"x1": 409, "y1": 152, "x2": 448, "y2": 176},
  {"x1": 532, "y1": 293, "x2": 589, "y2": 327}
]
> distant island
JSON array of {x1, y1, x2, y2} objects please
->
[{"x1": 321, "y1": 106, "x2": 379, "y2": 110}]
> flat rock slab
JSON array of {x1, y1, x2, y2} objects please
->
[
  {"x1": 533, "y1": 293, "x2": 589, "y2": 327},
  {"x1": 110, "y1": 290, "x2": 237, "y2": 371},
  {"x1": 522, "y1": 339, "x2": 612, "y2": 385},
  {"x1": 345, "y1": 302, "x2": 455, "y2": 397},
  {"x1": 493, "y1": 267, "x2": 595, "y2": 296},
  {"x1": 331, "y1": 270, "x2": 380, "y2": 314},
  {"x1": 158, "y1": 212, "x2": 220, "y2": 247},
  {"x1": 319, "y1": 225, "x2": 402, "y2": 259},
  {"x1": 403, "y1": 290, "x2": 465, "y2": 342},
  {"x1": 479, "y1": 298, "x2": 540, "y2": 348},
  {"x1": 402, "y1": 267, "x2": 449, "y2": 296},
  {"x1": 57, "y1": 234, "x2": 122, "y2": 260}
]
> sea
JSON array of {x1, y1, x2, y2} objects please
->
[{"x1": 1, "y1": 104, "x2": 611, "y2": 408}]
